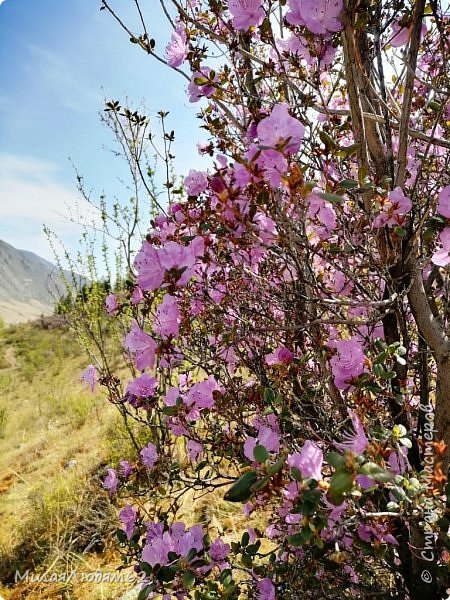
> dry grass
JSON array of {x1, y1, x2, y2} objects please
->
[
  {"x1": 0, "y1": 320, "x2": 138, "y2": 600},
  {"x1": 0, "y1": 320, "x2": 271, "y2": 600}
]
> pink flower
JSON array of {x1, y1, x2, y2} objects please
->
[
  {"x1": 209, "y1": 538, "x2": 230, "y2": 561},
  {"x1": 119, "y1": 460, "x2": 133, "y2": 477},
  {"x1": 244, "y1": 421, "x2": 280, "y2": 460},
  {"x1": 81, "y1": 364, "x2": 99, "y2": 392},
  {"x1": 103, "y1": 468, "x2": 119, "y2": 494},
  {"x1": 389, "y1": 20, "x2": 427, "y2": 47},
  {"x1": 432, "y1": 227, "x2": 450, "y2": 267},
  {"x1": 119, "y1": 504, "x2": 137, "y2": 540},
  {"x1": 285, "y1": 0, "x2": 306, "y2": 27},
  {"x1": 134, "y1": 241, "x2": 165, "y2": 291},
  {"x1": 124, "y1": 321, "x2": 157, "y2": 371},
  {"x1": 288, "y1": 440, "x2": 323, "y2": 480},
  {"x1": 185, "y1": 375, "x2": 219, "y2": 410},
  {"x1": 126, "y1": 373, "x2": 158, "y2": 398},
  {"x1": 307, "y1": 191, "x2": 337, "y2": 239},
  {"x1": 166, "y1": 23, "x2": 188, "y2": 68},
  {"x1": 437, "y1": 185, "x2": 450, "y2": 218},
  {"x1": 131, "y1": 286, "x2": 144, "y2": 305},
  {"x1": 257, "y1": 103, "x2": 304, "y2": 155},
  {"x1": 255, "y1": 148, "x2": 289, "y2": 187},
  {"x1": 187, "y1": 439, "x2": 203, "y2": 462},
  {"x1": 184, "y1": 169, "x2": 208, "y2": 196},
  {"x1": 303, "y1": 0, "x2": 343, "y2": 35},
  {"x1": 159, "y1": 239, "x2": 203, "y2": 286},
  {"x1": 330, "y1": 337, "x2": 365, "y2": 389},
  {"x1": 142, "y1": 534, "x2": 172, "y2": 567},
  {"x1": 188, "y1": 67, "x2": 218, "y2": 103},
  {"x1": 228, "y1": 0, "x2": 265, "y2": 31},
  {"x1": 257, "y1": 578, "x2": 276, "y2": 600},
  {"x1": 286, "y1": 0, "x2": 343, "y2": 35},
  {"x1": 388, "y1": 448, "x2": 409, "y2": 475},
  {"x1": 154, "y1": 294, "x2": 181, "y2": 339},
  {"x1": 105, "y1": 294, "x2": 119, "y2": 315},
  {"x1": 373, "y1": 187, "x2": 412, "y2": 228},
  {"x1": 265, "y1": 345, "x2": 294, "y2": 366},
  {"x1": 163, "y1": 386, "x2": 180, "y2": 407},
  {"x1": 336, "y1": 409, "x2": 369, "y2": 454},
  {"x1": 140, "y1": 442, "x2": 158, "y2": 471}
]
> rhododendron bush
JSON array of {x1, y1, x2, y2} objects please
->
[{"x1": 83, "y1": 0, "x2": 450, "y2": 597}]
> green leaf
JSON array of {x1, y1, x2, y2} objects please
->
[
  {"x1": 288, "y1": 527, "x2": 313, "y2": 546},
  {"x1": 116, "y1": 528, "x2": 127, "y2": 544},
  {"x1": 267, "y1": 454, "x2": 287, "y2": 475},
  {"x1": 291, "y1": 466, "x2": 303, "y2": 481},
  {"x1": 253, "y1": 444, "x2": 269, "y2": 463},
  {"x1": 139, "y1": 562, "x2": 152, "y2": 576},
  {"x1": 319, "y1": 130, "x2": 337, "y2": 150},
  {"x1": 246, "y1": 540, "x2": 261, "y2": 555},
  {"x1": 302, "y1": 487, "x2": 322, "y2": 504},
  {"x1": 220, "y1": 569, "x2": 233, "y2": 586},
  {"x1": 137, "y1": 586, "x2": 153, "y2": 600},
  {"x1": 326, "y1": 452, "x2": 346, "y2": 469},
  {"x1": 318, "y1": 192, "x2": 345, "y2": 204},
  {"x1": 194, "y1": 76, "x2": 209, "y2": 85},
  {"x1": 373, "y1": 363, "x2": 385, "y2": 377},
  {"x1": 251, "y1": 475, "x2": 270, "y2": 492},
  {"x1": 241, "y1": 531, "x2": 250, "y2": 547},
  {"x1": 359, "y1": 462, "x2": 394, "y2": 483},
  {"x1": 329, "y1": 470, "x2": 354, "y2": 496},
  {"x1": 183, "y1": 570, "x2": 196, "y2": 589},
  {"x1": 390, "y1": 485, "x2": 406, "y2": 502},
  {"x1": 224, "y1": 471, "x2": 258, "y2": 502},
  {"x1": 301, "y1": 500, "x2": 317, "y2": 516},
  {"x1": 159, "y1": 566, "x2": 177, "y2": 582},
  {"x1": 187, "y1": 547, "x2": 198, "y2": 561},
  {"x1": 264, "y1": 387, "x2": 275, "y2": 404},
  {"x1": 338, "y1": 179, "x2": 359, "y2": 190}
]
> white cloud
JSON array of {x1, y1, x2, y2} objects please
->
[{"x1": 0, "y1": 153, "x2": 101, "y2": 262}]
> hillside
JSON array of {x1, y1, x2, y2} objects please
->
[{"x1": 0, "y1": 240, "x2": 66, "y2": 324}]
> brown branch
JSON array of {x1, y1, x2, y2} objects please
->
[{"x1": 395, "y1": 0, "x2": 426, "y2": 187}]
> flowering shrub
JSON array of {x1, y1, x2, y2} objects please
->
[{"x1": 84, "y1": 1, "x2": 450, "y2": 598}]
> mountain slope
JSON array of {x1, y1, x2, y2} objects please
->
[{"x1": 0, "y1": 239, "x2": 65, "y2": 324}]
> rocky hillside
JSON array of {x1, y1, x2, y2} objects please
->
[{"x1": 0, "y1": 239, "x2": 65, "y2": 324}]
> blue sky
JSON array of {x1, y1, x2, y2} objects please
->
[{"x1": 0, "y1": 0, "x2": 206, "y2": 263}]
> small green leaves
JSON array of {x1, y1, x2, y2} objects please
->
[
  {"x1": 183, "y1": 570, "x2": 196, "y2": 589},
  {"x1": 267, "y1": 454, "x2": 287, "y2": 475},
  {"x1": 326, "y1": 452, "x2": 346, "y2": 469},
  {"x1": 253, "y1": 444, "x2": 269, "y2": 463},
  {"x1": 338, "y1": 179, "x2": 359, "y2": 190},
  {"x1": 264, "y1": 387, "x2": 275, "y2": 404},
  {"x1": 359, "y1": 462, "x2": 394, "y2": 483},
  {"x1": 318, "y1": 191, "x2": 345, "y2": 204},
  {"x1": 224, "y1": 471, "x2": 258, "y2": 502},
  {"x1": 116, "y1": 528, "x2": 127, "y2": 544},
  {"x1": 137, "y1": 586, "x2": 153, "y2": 600},
  {"x1": 241, "y1": 531, "x2": 250, "y2": 547},
  {"x1": 194, "y1": 76, "x2": 209, "y2": 86},
  {"x1": 288, "y1": 526, "x2": 313, "y2": 547},
  {"x1": 328, "y1": 470, "x2": 355, "y2": 505}
]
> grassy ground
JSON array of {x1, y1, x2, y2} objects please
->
[
  {"x1": 0, "y1": 318, "x2": 136, "y2": 600},
  {"x1": 0, "y1": 318, "x2": 267, "y2": 600}
]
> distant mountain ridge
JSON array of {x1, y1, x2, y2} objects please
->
[{"x1": 0, "y1": 239, "x2": 66, "y2": 324}]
